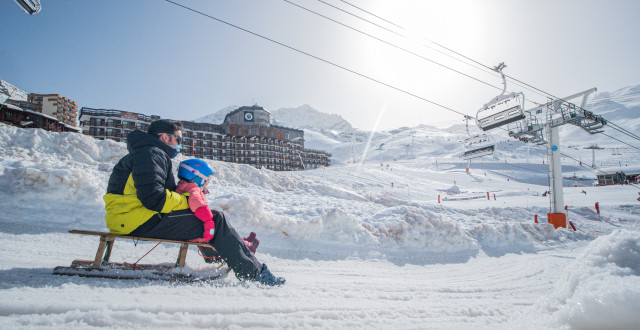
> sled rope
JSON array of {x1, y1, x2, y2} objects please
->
[{"x1": 132, "y1": 242, "x2": 162, "y2": 268}]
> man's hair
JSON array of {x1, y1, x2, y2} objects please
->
[{"x1": 148, "y1": 120, "x2": 183, "y2": 137}]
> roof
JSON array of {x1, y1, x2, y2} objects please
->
[
  {"x1": 2, "y1": 103, "x2": 79, "y2": 131},
  {"x1": 223, "y1": 105, "x2": 270, "y2": 122},
  {"x1": 597, "y1": 165, "x2": 640, "y2": 175}
]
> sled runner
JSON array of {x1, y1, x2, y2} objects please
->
[{"x1": 53, "y1": 230, "x2": 230, "y2": 282}]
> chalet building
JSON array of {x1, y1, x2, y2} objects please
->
[
  {"x1": 79, "y1": 105, "x2": 331, "y2": 171},
  {"x1": 8, "y1": 93, "x2": 78, "y2": 126},
  {"x1": 0, "y1": 103, "x2": 79, "y2": 133},
  {"x1": 596, "y1": 165, "x2": 640, "y2": 185}
]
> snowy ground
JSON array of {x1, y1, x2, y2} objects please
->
[{"x1": 1, "y1": 125, "x2": 639, "y2": 329}]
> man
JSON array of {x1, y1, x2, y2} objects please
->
[{"x1": 103, "y1": 119, "x2": 284, "y2": 285}]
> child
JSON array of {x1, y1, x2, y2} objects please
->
[{"x1": 176, "y1": 159, "x2": 259, "y2": 254}]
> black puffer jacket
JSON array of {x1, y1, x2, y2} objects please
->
[{"x1": 103, "y1": 130, "x2": 189, "y2": 234}]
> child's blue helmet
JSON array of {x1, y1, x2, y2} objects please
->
[{"x1": 178, "y1": 159, "x2": 215, "y2": 188}]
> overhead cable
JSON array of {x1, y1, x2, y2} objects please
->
[
  {"x1": 331, "y1": 0, "x2": 640, "y2": 146},
  {"x1": 283, "y1": 0, "x2": 501, "y2": 92},
  {"x1": 163, "y1": 0, "x2": 468, "y2": 118}
]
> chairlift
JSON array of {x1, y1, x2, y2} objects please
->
[
  {"x1": 13, "y1": 0, "x2": 41, "y2": 15},
  {"x1": 476, "y1": 63, "x2": 525, "y2": 131},
  {"x1": 461, "y1": 116, "x2": 495, "y2": 160}
]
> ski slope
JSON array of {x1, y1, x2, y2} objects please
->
[{"x1": 0, "y1": 124, "x2": 639, "y2": 329}]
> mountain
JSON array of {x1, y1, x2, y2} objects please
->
[
  {"x1": 271, "y1": 104, "x2": 353, "y2": 132},
  {"x1": 0, "y1": 79, "x2": 28, "y2": 102},
  {"x1": 192, "y1": 105, "x2": 238, "y2": 124}
]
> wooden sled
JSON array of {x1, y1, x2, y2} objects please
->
[{"x1": 53, "y1": 230, "x2": 230, "y2": 282}]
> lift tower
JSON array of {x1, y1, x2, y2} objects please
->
[
  {"x1": 509, "y1": 88, "x2": 605, "y2": 228},
  {"x1": 583, "y1": 145, "x2": 604, "y2": 167}
]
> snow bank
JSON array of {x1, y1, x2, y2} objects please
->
[
  {"x1": 0, "y1": 125, "x2": 633, "y2": 261},
  {"x1": 524, "y1": 230, "x2": 640, "y2": 328}
]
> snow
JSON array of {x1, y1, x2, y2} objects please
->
[
  {"x1": 0, "y1": 79, "x2": 28, "y2": 102},
  {"x1": 1, "y1": 85, "x2": 640, "y2": 328}
]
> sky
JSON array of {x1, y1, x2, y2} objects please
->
[{"x1": 1, "y1": 0, "x2": 640, "y2": 131}]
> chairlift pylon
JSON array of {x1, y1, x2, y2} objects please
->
[
  {"x1": 476, "y1": 62, "x2": 525, "y2": 131},
  {"x1": 461, "y1": 116, "x2": 495, "y2": 160}
]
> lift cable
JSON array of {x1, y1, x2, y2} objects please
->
[
  {"x1": 329, "y1": 0, "x2": 640, "y2": 141},
  {"x1": 311, "y1": 0, "x2": 551, "y2": 104},
  {"x1": 163, "y1": 0, "x2": 469, "y2": 118},
  {"x1": 166, "y1": 0, "x2": 639, "y2": 155},
  {"x1": 283, "y1": 0, "x2": 501, "y2": 92},
  {"x1": 338, "y1": 0, "x2": 405, "y2": 30},
  {"x1": 602, "y1": 133, "x2": 640, "y2": 152}
]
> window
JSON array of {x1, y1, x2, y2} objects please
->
[{"x1": 238, "y1": 128, "x2": 242, "y2": 135}]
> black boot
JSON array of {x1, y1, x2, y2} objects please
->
[{"x1": 199, "y1": 246, "x2": 222, "y2": 264}]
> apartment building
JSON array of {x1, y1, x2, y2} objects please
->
[
  {"x1": 8, "y1": 93, "x2": 79, "y2": 126},
  {"x1": 78, "y1": 106, "x2": 331, "y2": 171}
]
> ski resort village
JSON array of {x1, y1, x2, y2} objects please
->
[{"x1": 2, "y1": 0, "x2": 640, "y2": 329}]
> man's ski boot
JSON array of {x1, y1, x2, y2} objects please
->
[{"x1": 255, "y1": 263, "x2": 285, "y2": 286}]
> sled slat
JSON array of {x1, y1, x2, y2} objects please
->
[
  {"x1": 54, "y1": 230, "x2": 228, "y2": 281},
  {"x1": 69, "y1": 230, "x2": 212, "y2": 247}
]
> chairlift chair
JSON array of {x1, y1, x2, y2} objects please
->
[
  {"x1": 462, "y1": 135, "x2": 495, "y2": 160},
  {"x1": 13, "y1": 0, "x2": 41, "y2": 14},
  {"x1": 461, "y1": 116, "x2": 495, "y2": 160},
  {"x1": 476, "y1": 63, "x2": 526, "y2": 131}
]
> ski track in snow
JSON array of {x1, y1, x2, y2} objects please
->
[{"x1": 1, "y1": 122, "x2": 639, "y2": 329}]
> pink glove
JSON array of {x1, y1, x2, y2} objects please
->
[
  {"x1": 176, "y1": 181, "x2": 208, "y2": 212},
  {"x1": 194, "y1": 206, "x2": 215, "y2": 241},
  {"x1": 202, "y1": 220, "x2": 215, "y2": 241}
]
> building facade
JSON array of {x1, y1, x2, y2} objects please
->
[
  {"x1": 79, "y1": 106, "x2": 331, "y2": 171},
  {"x1": 0, "y1": 103, "x2": 79, "y2": 133},
  {"x1": 8, "y1": 93, "x2": 78, "y2": 126}
]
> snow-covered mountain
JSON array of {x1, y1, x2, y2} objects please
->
[
  {"x1": 193, "y1": 104, "x2": 353, "y2": 132},
  {"x1": 0, "y1": 79, "x2": 28, "y2": 101},
  {"x1": 192, "y1": 105, "x2": 238, "y2": 124},
  {"x1": 271, "y1": 104, "x2": 353, "y2": 132},
  {"x1": 190, "y1": 85, "x2": 639, "y2": 167}
]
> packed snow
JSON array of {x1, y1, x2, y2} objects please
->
[{"x1": 1, "y1": 85, "x2": 640, "y2": 328}]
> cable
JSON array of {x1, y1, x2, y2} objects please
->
[
  {"x1": 321, "y1": 0, "x2": 559, "y2": 103},
  {"x1": 166, "y1": 0, "x2": 638, "y2": 157},
  {"x1": 602, "y1": 133, "x2": 640, "y2": 151},
  {"x1": 503, "y1": 162, "x2": 548, "y2": 174},
  {"x1": 327, "y1": 0, "x2": 640, "y2": 143},
  {"x1": 607, "y1": 121, "x2": 640, "y2": 141},
  {"x1": 283, "y1": 0, "x2": 502, "y2": 92},
  {"x1": 338, "y1": 0, "x2": 405, "y2": 30},
  {"x1": 163, "y1": 0, "x2": 469, "y2": 118}
]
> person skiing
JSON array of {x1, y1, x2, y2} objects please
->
[{"x1": 103, "y1": 119, "x2": 284, "y2": 285}]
